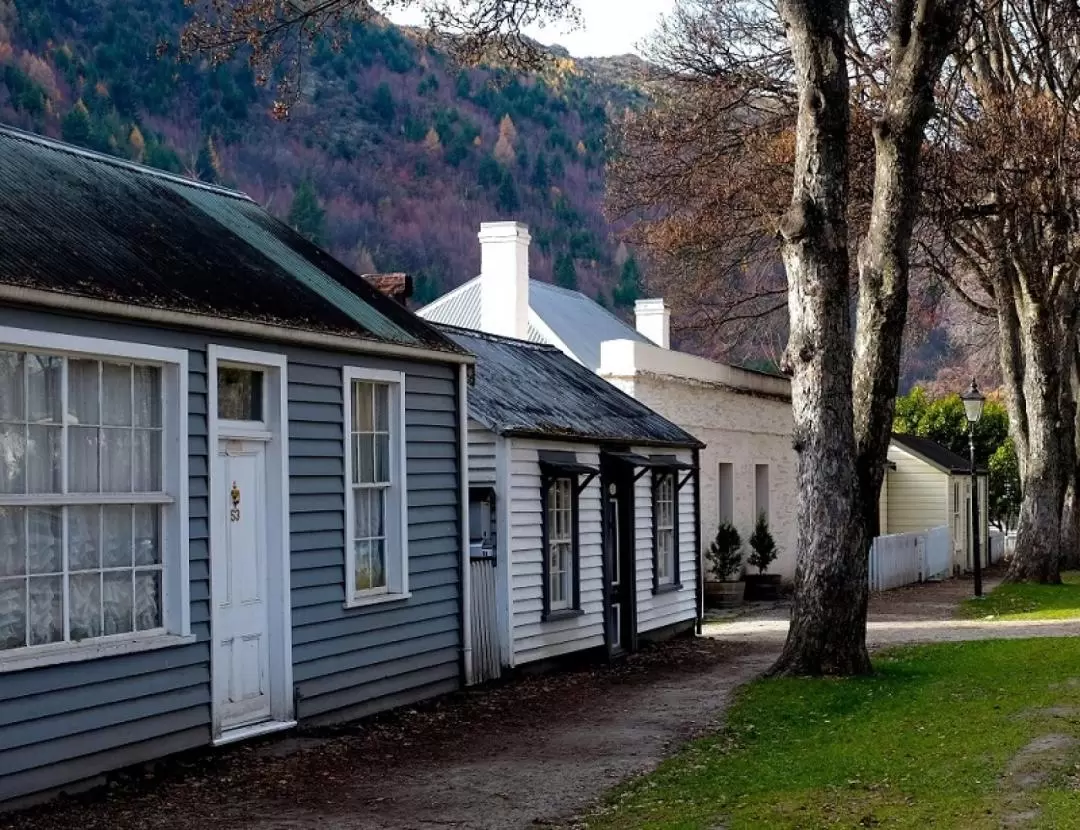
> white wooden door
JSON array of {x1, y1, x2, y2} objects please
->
[{"x1": 212, "y1": 437, "x2": 271, "y2": 734}]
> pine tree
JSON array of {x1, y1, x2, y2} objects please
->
[
  {"x1": 478, "y1": 155, "x2": 502, "y2": 189},
  {"x1": 530, "y1": 152, "x2": 550, "y2": 189},
  {"x1": 372, "y1": 82, "x2": 395, "y2": 124},
  {"x1": 554, "y1": 252, "x2": 578, "y2": 290},
  {"x1": 60, "y1": 100, "x2": 92, "y2": 147},
  {"x1": 423, "y1": 127, "x2": 442, "y2": 155},
  {"x1": 496, "y1": 170, "x2": 519, "y2": 213},
  {"x1": 613, "y1": 255, "x2": 642, "y2": 308},
  {"x1": 195, "y1": 137, "x2": 218, "y2": 183},
  {"x1": 288, "y1": 180, "x2": 326, "y2": 246},
  {"x1": 493, "y1": 114, "x2": 517, "y2": 165}
]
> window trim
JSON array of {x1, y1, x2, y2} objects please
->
[
  {"x1": 539, "y1": 454, "x2": 593, "y2": 621},
  {"x1": 651, "y1": 469, "x2": 681, "y2": 593},
  {"x1": 0, "y1": 325, "x2": 189, "y2": 672},
  {"x1": 343, "y1": 366, "x2": 409, "y2": 609}
]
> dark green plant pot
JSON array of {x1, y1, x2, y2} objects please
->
[{"x1": 744, "y1": 573, "x2": 782, "y2": 601}]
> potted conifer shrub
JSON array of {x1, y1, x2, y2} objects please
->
[
  {"x1": 704, "y1": 522, "x2": 744, "y2": 608},
  {"x1": 745, "y1": 512, "x2": 782, "y2": 601}
]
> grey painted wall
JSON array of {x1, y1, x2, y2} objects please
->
[{"x1": 0, "y1": 308, "x2": 462, "y2": 805}]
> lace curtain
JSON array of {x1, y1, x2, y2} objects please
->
[{"x1": 0, "y1": 351, "x2": 165, "y2": 652}]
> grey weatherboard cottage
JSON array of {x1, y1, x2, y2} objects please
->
[{"x1": 0, "y1": 127, "x2": 473, "y2": 807}]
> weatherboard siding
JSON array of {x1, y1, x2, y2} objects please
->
[
  {"x1": 632, "y1": 447, "x2": 698, "y2": 635},
  {"x1": 508, "y1": 439, "x2": 605, "y2": 664},
  {"x1": 289, "y1": 356, "x2": 462, "y2": 723},
  {"x1": 0, "y1": 309, "x2": 462, "y2": 805},
  {"x1": 883, "y1": 446, "x2": 950, "y2": 537},
  {"x1": 468, "y1": 421, "x2": 497, "y2": 487}
]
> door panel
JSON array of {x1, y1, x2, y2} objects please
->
[
  {"x1": 213, "y1": 439, "x2": 271, "y2": 733},
  {"x1": 602, "y1": 469, "x2": 636, "y2": 654}
]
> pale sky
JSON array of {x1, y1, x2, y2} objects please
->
[{"x1": 387, "y1": 0, "x2": 676, "y2": 58}]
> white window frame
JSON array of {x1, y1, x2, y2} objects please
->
[
  {"x1": 654, "y1": 472, "x2": 676, "y2": 585},
  {"x1": 343, "y1": 366, "x2": 409, "y2": 608},
  {"x1": 0, "y1": 326, "x2": 191, "y2": 673},
  {"x1": 546, "y1": 477, "x2": 575, "y2": 612},
  {"x1": 754, "y1": 463, "x2": 770, "y2": 523}
]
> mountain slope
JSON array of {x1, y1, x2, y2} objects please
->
[{"x1": 0, "y1": 0, "x2": 646, "y2": 307}]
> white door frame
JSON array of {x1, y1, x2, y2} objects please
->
[{"x1": 208, "y1": 345, "x2": 294, "y2": 744}]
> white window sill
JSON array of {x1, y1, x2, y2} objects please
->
[
  {"x1": 345, "y1": 591, "x2": 411, "y2": 610},
  {"x1": 0, "y1": 632, "x2": 196, "y2": 673}
]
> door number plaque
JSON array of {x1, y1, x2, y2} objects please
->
[{"x1": 230, "y1": 481, "x2": 241, "y2": 522}]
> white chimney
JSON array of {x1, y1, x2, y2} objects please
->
[
  {"x1": 635, "y1": 298, "x2": 670, "y2": 349},
  {"x1": 478, "y1": 221, "x2": 531, "y2": 339}
]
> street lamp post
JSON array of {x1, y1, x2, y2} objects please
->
[{"x1": 962, "y1": 378, "x2": 986, "y2": 597}]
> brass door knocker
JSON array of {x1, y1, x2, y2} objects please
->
[{"x1": 230, "y1": 481, "x2": 241, "y2": 522}]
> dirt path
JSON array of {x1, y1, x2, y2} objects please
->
[{"x1": 9, "y1": 576, "x2": 1078, "y2": 830}]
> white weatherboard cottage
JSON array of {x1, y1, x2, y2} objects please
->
[
  {"x1": 419, "y1": 222, "x2": 798, "y2": 581},
  {"x1": 880, "y1": 434, "x2": 990, "y2": 574},
  {"x1": 438, "y1": 325, "x2": 702, "y2": 678}
]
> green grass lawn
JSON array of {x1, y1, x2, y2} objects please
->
[
  {"x1": 584, "y1": 638, "x2": 1080, "y2": 829},
  {"x1": 957, "y1": 571, "x2": 1080, "y2": 620}
]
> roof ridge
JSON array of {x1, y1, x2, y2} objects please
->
[
  {"x1": 0, "y1": 124, "x2": 254, "y2": 202},
  {"x1": 435, "y1": 322, "x2": 562, "y2": 351}
]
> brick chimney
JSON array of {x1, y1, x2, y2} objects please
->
[{"x1": 363, "y1": 273, "x2": 413, "y2": 305}]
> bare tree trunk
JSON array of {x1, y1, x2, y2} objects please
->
[
  {"x1": 770, "y1": 0, "x2": 966, "y2": 677},
  {"x1": 1063, "y1": 347, "x2": 1080, "y2": 570},
  {"x1": 769, "y1": 0, "x2": 868, "y2": 677},
  {"x1": 1005, "y1": 301, "x2": 1071, "y2": 583}
]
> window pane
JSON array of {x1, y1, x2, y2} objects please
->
[
  {"x1": 0, "y1": 351, "x2": 25, "y2": 422},
  {"x1": 0, "y1": 424, "x2": 26, "y2": 494},
  {"x1": 369, "y1": 539, "x2": 386, "y2": 589},
  {"x1": 26, "y1": 507, "x2": 61, "y2": 575},
  {"x1": 26, "y1": 425, "x2": 61, "y2": 493},
  {"x1": 0, "y1": 579, "x2": 26, "y2": 650},
  {"x1": 69, "y1": 572, "x2": 102, "y2": 641},
  {"x1": 101, "y1": 428, "x2": 133, "y2": 492},
  {"x1": 0, "y1": 507, "x2": 24, "y2": 577},
  {"x1": 357, "y1": 434, "x2": 375, "y2": 484},
  {"x1": 102, "y1": 505, "x2": 133, "y2": 568},
  {"x1": 354, "y1": 541, "x2": 373, "y2": 591},
  {"x1": 69, "y1": 505, "x2": 101, "y2": 571},
  {"x1": 69, "y1": 425, "x2": 100, "y2": 493},
  {"x1": 218, "y1": 368, "x2": 263, "y2": 421},
  {"x1": 354, "y1": 488, "x2": 385, "y2": 539},
  {"x1": 102, "y1": 363, "x2": 133, "y2": 427},
  {"x1": 353, "y1": 382, "x2": 374, "y2": 432},
  {"x1": 134, "y1": 570, "x2": 162, "y2": 631},
  {"x1": 374, "y1": 384, "x2": 389, "y2": 431},
  {"x1": 133, "y1": 429, "x2": 161, "y2": 492},
  {"x1": 27, "y1": 575, "x2": 62, "y2": 646},
  {"x1": 103, "y1": 572, "x2": 134, "y2": 635},
  {"x1": 26, "y1": 354, "x2": 61, "y2": 423},
  {"x1": 68, "y1": 359, "x2": 100, "y2": 426},
  {"x1": 375, "y1": 433, "x2": 390, "y2": 482},
  {"x1": 133, "y1": 506, "x2": 161, "y2": 566},
  {"x1": 133, "y1": 366, "x2": 161, "y2": 428}
]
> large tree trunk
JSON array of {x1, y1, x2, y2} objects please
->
[
  {"x1": 1061, "y1": 341, "x2": 1080, "y2": 570},
  {"x1": 1004, "y1": 298, "x2": 1072, "y2": 583},
  {"x1": 769, "y1": 0, "x2": 868, "y2": 677},
  {"x1": 770, "y1": 0, "x2": 966, "y2": 677}
]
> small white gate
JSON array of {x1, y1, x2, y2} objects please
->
[{"x1": 469, "y1": 545, "x2": 501, "y2": 684}]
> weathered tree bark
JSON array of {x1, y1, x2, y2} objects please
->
[
  {"x1": 769, "y1": 0, "x2": 867, "y2": 677},
  {"x1": 770, "y1": 0, "x2": 966, "y2": 677},
  {"x1": 1062, "y1": 346, "x2": 1080, "y2": 570}
]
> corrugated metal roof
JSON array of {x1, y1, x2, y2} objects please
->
[
  {"x1": 0, "y1": 126, "x2": 464, "y2": 355},
  {"x1": 417, "y1": 276, "x2": 645, "y2": 364},
  {"x1": 528, "y1": 281, "x2": 650, "y2": 369},
  {"x1": 891, "y1": 433, "x2": 988, "y2": 475},
  {"x1": 443, "y1": 325, "x2": 701, "y2": 448}
]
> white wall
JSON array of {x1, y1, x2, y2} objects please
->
[
  {"x1": 883, "y1": 445, "x2": 950, "y2": 536},
  {"x1": 607, "y1": 372, "x2": 797, "y2": 581},
  {"x1": 506, "y1": 438, "x2": 606, "y2": 665},
  {"x1": 631, "y1": 446, "x2": 698, "y2": 634}
]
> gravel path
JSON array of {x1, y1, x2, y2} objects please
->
[{"x1": 8, "y1": 575, "x2": 1077, "y2": 830}]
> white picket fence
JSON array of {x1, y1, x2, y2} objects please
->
[
  {"x1": 469, "y1": 545, "x2": 501, "y2": 684},
  {"x1": 988, "y1": 530, "x2": 1016, "y2": 565},
  {"x1": 869, "y1": 525, "x2": 951, "y2": 592}
]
